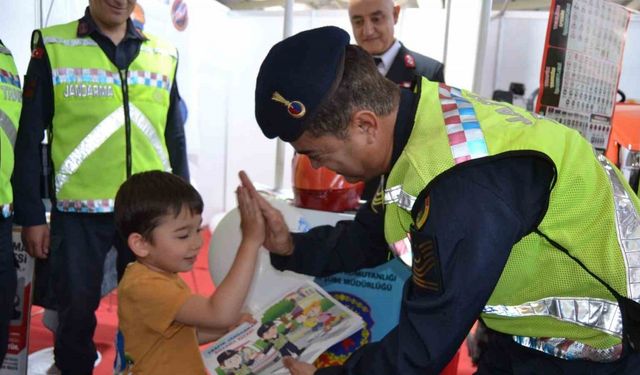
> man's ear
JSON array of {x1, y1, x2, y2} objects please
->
[
  {"x1": 352, "y1": 110, "x2": 379, "y2": 143},
  {"x1": 393, "y1": 5, "x2": 400, "y2": 24},
  {"x1": 128, "y1": 233, "x2": 150, "y2": 258}
]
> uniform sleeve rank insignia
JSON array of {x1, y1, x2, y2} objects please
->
[
  {"x1": 410, "y1": 195, "x2": 442, "y2": 294},
  {"x1": 411, "y1": 233, "x2": 442, "y2": 294}
]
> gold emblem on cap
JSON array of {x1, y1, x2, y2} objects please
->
[{"x1": 271, "y1": 91, "x2": 306, "y2": 119}]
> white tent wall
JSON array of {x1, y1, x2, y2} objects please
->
[{"x1": 478, "y1": 11, "x2": 640, "y2": 104}]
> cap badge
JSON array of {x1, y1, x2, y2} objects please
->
[{"x1": 272, "y1": 91, "x2": 306, "y2": 119}]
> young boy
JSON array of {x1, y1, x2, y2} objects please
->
[{"x1": 115, "y1": 170, "x2": 264, "y2": 374}]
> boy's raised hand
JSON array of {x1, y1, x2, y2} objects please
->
[
  {"x1": 238, "y1": 171, "x2": 294, "y2": 256},
  {"x1": 237, "y1": 173, "x2": 265, "y2": 247}
]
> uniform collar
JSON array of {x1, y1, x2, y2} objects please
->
[
  {"x1": 373, "y1": 39, "x2": 401, "y2": 76},
  {"x1": 77, "y1": 6, "x2": 147, "y2": 41}
]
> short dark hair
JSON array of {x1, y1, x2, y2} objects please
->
[
  {"x1": 114, "y1": 170, "x2": 203, "y2": 242},
  {"x1": 305, "y1": 45, "x2": 400, "y2": 139},
  {"x1": 217, "y1": 349, "x2": 239, "y2": 366},
  {"x1": 257, "y1": 321, "x2": 276, "y2": 337}
]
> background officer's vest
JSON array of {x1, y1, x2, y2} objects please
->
[
  {"x1": 0, "y1": 41, "x2": 21, "y2": 218},
  {"x1": 40, "y1": 21, "x2": 177, "y2": 212},
  {"x1": 384, "y1": 79, "x2": 640, "y2": 362}
]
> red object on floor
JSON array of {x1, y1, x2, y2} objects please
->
[{"x1": 27, "y1": 227, "x2": 476, "y2": 374}]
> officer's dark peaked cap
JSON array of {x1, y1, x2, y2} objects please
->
[{"x1": 254, "y1": 26, "x2": 350, "y2": 142}]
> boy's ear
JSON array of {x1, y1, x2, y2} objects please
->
[{"x1": 127, "y1": 233, "x2": 150, "y2": 258}]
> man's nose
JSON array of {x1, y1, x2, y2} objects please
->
[{"x1": 362, "y1": 19, "x2": 375, "y2": 36}]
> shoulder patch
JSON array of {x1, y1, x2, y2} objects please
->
[
  {"x1": 31, "y1": 47, "x2": 44, "y2": 59},
  {"x1": 404, "y1": 53, "x2": 416, "y2": 69},
  {"x1": 414, "y1": 195, "x2": 430, "y2": 230}
]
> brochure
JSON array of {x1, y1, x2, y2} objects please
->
[{"x1": 202, "y1": 280, "x2": 364, "y2": 375}]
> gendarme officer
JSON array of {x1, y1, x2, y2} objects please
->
[
  {"x1": 242, "y1": 26, "x2": 640, "y2": 374},
  {"x1": 12, "y1": 1, "x2": 189, "y2": 373},
  {"x1": 0, "y1": 38, "x2": 20, "y2": 366}
]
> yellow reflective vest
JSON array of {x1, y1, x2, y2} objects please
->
[
  {"x1": 0, "y1": 41, "x2": 21, "y2": 217},
  {"x1": 384, "y1": 79, "x2": 640, "y2": 362},
  {"x1": 40, "y1": 21, "x2": 177, "y2": 212}
]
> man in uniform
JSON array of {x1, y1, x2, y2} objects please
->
[
  {"x1": 348, "y1": 0, "x2": 444, "y2": 200},
  {"x1": 12, "y1": 0, "x2": 188, "y2": 373},
  {"x1": 349, "y1": 0, "x2": 444, "y2": 88},
  {"x1": 0, "y1": 38, "x2": 20, "y2": 365},
  {"x1": 245, "y1": 26, "x2": 640, "y2": 374}
]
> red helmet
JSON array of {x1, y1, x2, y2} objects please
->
[{"x1": 292, "y1": 154, "x2": 364, "y2": 212}]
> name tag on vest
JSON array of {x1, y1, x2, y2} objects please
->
[{"x1": 63, "y1": 84, "x2": 114, "y2": 98}]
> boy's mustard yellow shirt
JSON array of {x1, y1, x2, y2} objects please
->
[{"x1": 118, "y1": 262, "x2": 207, "y2": 374}]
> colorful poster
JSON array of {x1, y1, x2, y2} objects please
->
[
  {"x1": 313, "y1": 259, "x2": 410, "y2": 367},
  {"x1": 536, "y1": 0, "x2": 631, "y2": 150}
]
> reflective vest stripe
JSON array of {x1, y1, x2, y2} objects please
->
[
  {"x1": 128, "y1": 104, "x2": 171, "y2": 171},
  {"x1": 53, "y1": 68, "x2": 171, "y2": 91},
  {"x1": 43, "y1": 37, "x2": 177, "y2": 59},
  {"x1": 512, "y1": 336, "x2": 622, "y2": 362},
  {"x1": 43, "y1": 36, "x2": 98, "y2": 47},
  {"x1": 140, "y1": 45, "x2": 178, "y2": 59},
  {"x1": 439, "y1": 83, "x2": 488, "y2": 163},
  {"x1": 483, "y1": 296, "x2": 622, "y2": 337},
  {"x1": 483, "y1": 154, "x2": 640, "y2": 359},
  {"x1": 0, "y1": 68, "x2": 20, "y2": 88},
  {"x1": 383, "y1": 185, "x2": 416, "y2": 211},
  {"x1": 0, "y1": 45, "x2": 11, "y2": 55},
  {"x1": 53, "y1": 67, "x2": 122, "y2": 85},
  {"x1": 384, "y1": 84, "x2": 488, "y2": 266},
  {"x1": 0, "y1": 110, "x2": 17, "y2": 147},
  {"x1": 602, "y1": 153, "x2": 640, "y2": 300},
  {"x1": 54, "y1": 104, "x2": 170, "y2": 194},
  {"x1": 127, "y1": 70, "x2": 171, "y2": 91}
]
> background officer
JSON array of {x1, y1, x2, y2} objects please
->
[
  {"x1": 0, "y1": 38, "x2": 20, "y2": 366},
  {"x1": 12, "y1": 0, "x2": 189, "y2": 373},
  {"x1": 246, "y1": 26, "x2": 640, "y2": 374},
  {"x1": 348, "y1": 0, "x2": 444, "y2": 87}
]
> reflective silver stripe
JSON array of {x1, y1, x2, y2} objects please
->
[
  {"x1": 129, "y1": 104, "x2": 171, "y2": 172},
  {"x1": 483, "y1": 155, "x2": 640, "y2": 350},
  {"x1": 383, "y1": 185, "x2": 416, "y2": 211},
  {"x1": 140, "y1": 45, "x2": 177, "y2": 59},
  {"x1": 0, "y1": 45, "x2": 11, "y2": 55},
  {"x1": 513, "y1": 336, "x2": 622, "y2": 362},
  {"x1": 55, "y1": 105, "x2": 170, "y2": 194},
  {"x1": 43, "y1": 37, "x2": 98, "y2": 47},
  {"x1": 55, "y1": 107, "x2": 125, "y2": 194},
  {"x1": 483, "y1": 297, "x2": 623, "y2": 337},
  {"x1": 598, "y1": 154, "x2": 640, "y2": 300},
  {"x1": 0, "y1": 110, "x2": 17, "y2": 147}
]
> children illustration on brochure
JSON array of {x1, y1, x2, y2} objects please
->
[{"x1": 202, "y1": 282, "x2": 363, "y2": 375}]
